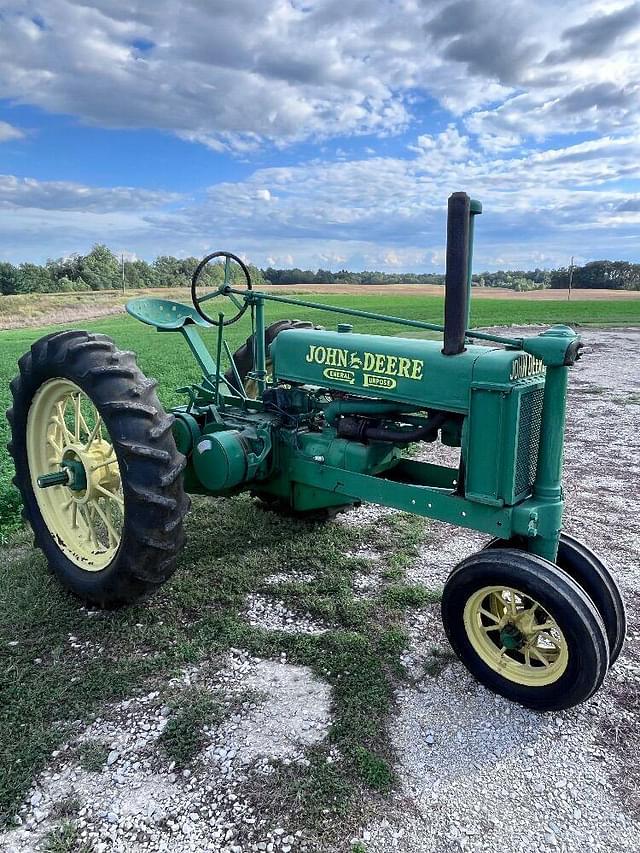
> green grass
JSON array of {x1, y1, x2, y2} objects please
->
[
  {"x1": 75, "y1": 740, "x2": 110, "y2": 773},
  {"x1": 42, "y1": 821, "x2": 92, "y2": 852},
  {"x1": 159, "y1": 686, "x2": 231, "y2": 767}
]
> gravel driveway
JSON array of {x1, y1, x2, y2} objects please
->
[{"x1": 2, "y1": 327, "x2": 639, "y2": 853}]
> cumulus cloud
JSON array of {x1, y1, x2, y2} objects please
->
[
  {"x1": 0, "y1": 0, "x2": 638, "y2": 150},
  {"x1": 546, "y1": 3, "x2": 640, "y2": 63},
  {"x1": 0, "y1": 175, "x2": 181, "y2": 211},
  {"x1": 1, "y1": 1, "x2": 639, "y2": 266},
  {"x1": 0, "y1": 121, "x2": 24, "y2": 142}
]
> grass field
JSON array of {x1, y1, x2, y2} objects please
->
[
  {"x1": 1, "y1": 293, "x2": 639, "y2": 845},
  {"x1": 2, "y1": 291, "x2": 640, "y2": 536}
]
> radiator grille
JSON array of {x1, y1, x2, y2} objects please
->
[{"x1": 515, "y1": 388, "x2": 544, "y2": 496}]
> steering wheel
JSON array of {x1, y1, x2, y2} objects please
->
[{"x1": 191, "y1": 251, "x2": 252, "y2": 326}]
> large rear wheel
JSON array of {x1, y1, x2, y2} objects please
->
[
  {"x1": 442, "y1": 549, "x2": 610, "y2": 711},
  {"x1": 7, "y1": 330, "x2": 189, "y2": 607}
]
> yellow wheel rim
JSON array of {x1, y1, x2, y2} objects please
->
[
  {"x1": 26, "y1": 378, "x2": 124, "y2": 572},
  {"x1": 463, "y1": 586, "x2": 569, "y2": 687}
]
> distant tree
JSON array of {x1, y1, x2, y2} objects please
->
[
  {"x1": 0, "y1": 261, "x2": 19, "y2": 295},
  {"x1": 77, "y1": 244, "x2": 121, "y2": 290},
  {"x1": 123, "y1": 259, "x2": 158, "y2": 289},
  {"x1": 15, "y1": 263, "x2": 54, "y2": 293}
]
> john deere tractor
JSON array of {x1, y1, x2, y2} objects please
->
[{"x1": 7, "y1": 192, "x2": 625, "y2": 711}]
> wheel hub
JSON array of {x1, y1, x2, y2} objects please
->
[
  {"x1": 499, "y1": 623, "x2": 524, "y2": 650},
  {"x1": 27, "y1": 377, "x2": 125, "y2": 571}
]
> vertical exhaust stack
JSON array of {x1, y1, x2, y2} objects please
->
[{"x1": 443, "y1": 191, "x2": 471, "y2": 356}]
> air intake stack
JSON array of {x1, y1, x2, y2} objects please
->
[{"x1": 442, "y1": 191, "x2": 482, "y2": 355}]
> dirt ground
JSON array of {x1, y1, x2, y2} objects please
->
[{"x1": 2, "y1": 327, "x2": 639, "y2": 853}]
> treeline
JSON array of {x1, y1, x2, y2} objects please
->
[
  {"x1": 0, "y1": 245, "x2": 267, "y2": 295},
  {"x1": 263, "y1": 267, "x2": 445, "y2": 285},
  {"x1": 477, "y1": 261, "x2": 640, "y2": 291},
  {"x1": 1, "y1": 245, "x2": 639, "y2": 295}
]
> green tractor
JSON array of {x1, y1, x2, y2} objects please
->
[{"x1": 7, "y1": 192, "x2": 625, "y2": 711}]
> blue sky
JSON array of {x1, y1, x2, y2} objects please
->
[{"x1": 1, "y1": 0, "x2": 639, "y2": 272}]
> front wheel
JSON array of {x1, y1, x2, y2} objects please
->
[
  {"x1": 7, "y1": 330, "x2": 190, "y2": 608},
  {"x1": 441, "y1": 549, "x2": 609, "y2": 711}
]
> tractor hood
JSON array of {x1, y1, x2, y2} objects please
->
[{"x1": 271, "y1": 329, "x2": 543, "y2": 413}]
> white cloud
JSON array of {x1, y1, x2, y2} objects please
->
[
  {"x1": 0, "y1": 175, "x2": 181, "y2": 211},
  {"x1": 0, "y1": 1, "x2": 638, "y2": 150},
  {"x1": 0, "y1": 121, "x2": 24, "y2": 142}
]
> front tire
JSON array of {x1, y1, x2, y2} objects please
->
[
  {"x1": 442, "y1": 549, "x2": 609, "y2": 711},
  {"x1": 7, "y1": 330, "x2": 190, "y2": 608}
]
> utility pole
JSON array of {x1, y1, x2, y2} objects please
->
[
  {"x1": 121, "y1": 253, "x2": 125, "y2": 295},
  {"x1": 567, "y1": 255, "x2": 574, "y2": 301}
]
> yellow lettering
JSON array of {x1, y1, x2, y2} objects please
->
[
  {"x1": 411, "y1": 360, "x2": 424, "y2": 380},
  {"x1": 398, "y1": 357, "x2": 411, "y2": 378},
  {"x1": 374, "y1": 354, "x2": 386, "y2": 374},
  {"x1": 306, "y1": 345, "x2": 316, "y2": 363},
  {"x1": 386, "y1": 355, "x2": 398, "y2": 375},
  {"x1": 363, "y1": 352, "x2": 376, "y2": 371},
  {"x1": 336, "y1": 349, "x2": 347, "y2": 368}
]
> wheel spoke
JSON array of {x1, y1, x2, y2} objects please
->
[
  {"x1": 532, "y1": 620, "x2": 555, "y2": 632},
  {"x1": 96, "y1": 484, "x2": 124, "y2": 507},
  {"x1": 224, "y1": 255, "x2": 231, "y2": 286},
  {"x1": 79, "y1": 504, "x2": 99, "y2": 548},
  {"x1": 73, "y1": 393, "x2": 81, "y2": 441},
  {"x1": 54, "y1": 402, "x2": 74, "y2": 444},
  {"x1": 91, "y1": 455, "x2": 117, "y2": 472},
  {"x1": 479, "y1": 606, "x2": 501, "y2": 623},
  {"x1": 84, "y1": 414, "x2": 103, "y2": 449},
  {"x1": 530, "y1": 646, "x2": 551, "y2": 667},
  {"x1": 227, "y1": 292, "x2": 244, "y2": 311},
  {"x1": 490, "y1": 592, "x2": 507, "y2": 616},
  {"x1": 92, "y1": 500, "x2": 119, "y2": 548}
]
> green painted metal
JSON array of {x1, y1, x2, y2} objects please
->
[
  {"x1": 126, "y1": 297, "x2": 211, "y2": 330},
  {"x1": 500, "y1": 624, "x2": 523, "y2": 649},
  {"x1": 193, "y1": 429, "x2": 249, "y2": 492}
]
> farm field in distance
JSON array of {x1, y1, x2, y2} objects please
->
[{"x1": 1, "y1": 284, "x2": 639, "y2": 330}]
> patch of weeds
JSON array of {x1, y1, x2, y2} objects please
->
[
  {"x1": 50, "y1": 795, "x2": 82, "y2": 819},
  {"x1": 76, "y1": 740, "x2": 110, "y2": 772},
  {"x1": 351, "y1": 844, "x2": 368, "y2": 853},
  {"x1": 0, "y1": 492, "x2": 431, "y2": 844},
  {"x1": 352, "y1": 746, "x2": 393, "y2": 790},
  {"x1": 159, "y1": 687, "x2": 225, "y2": 767},
  {"x1": 42, "y1": 821, "x2": 92, "y2": 853},
  {"x1": 422, "y1": 646, "x2": 456, "y2": 678},
  {"x1": 380, "y1": 583, "x2": 440, "y2": 609},
  {"x1": 251, "y1": 749, "x2": 353, "y2": 839}
]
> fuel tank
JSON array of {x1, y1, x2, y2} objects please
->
[{"x1": 271, "y1": 329, "x2": 544, "y2": 413}]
